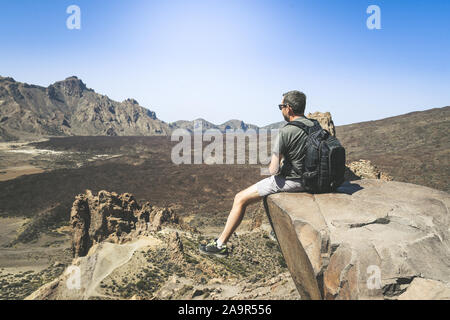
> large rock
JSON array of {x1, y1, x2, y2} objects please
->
[
  {"x1": 264, "y1": 179, "x2": 450, "y2": 300},
  {"x1": 71, "y1": 190, "x2": 178, "y2": 257},
  {"x1": 307, "y1": 111, "x2": 336, "y2": 137}
]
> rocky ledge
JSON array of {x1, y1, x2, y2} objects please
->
[{"x1": 264, "y1": 179, "x2": 450, "y2": 300}]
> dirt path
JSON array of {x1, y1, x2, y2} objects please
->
[{"x1": 83, "y1": 237, "x2": 162, "y2": 299}]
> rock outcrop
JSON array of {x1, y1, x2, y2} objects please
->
[
  {"x1": 307, "y1": 111, "x2": 336, "y2": 136},
  {"x1": 264, "y1": 179, "x2": 450, "y2": 300},
  {"x1": 71, "y1": 190, "x2": 178, "y2": 257},
  {"x1": 345, "y1": 159, "x2": 392, "y2": 182}
]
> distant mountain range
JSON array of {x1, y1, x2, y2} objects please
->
[
  {"x1": 169, "y1": 118, "x2": 260, "y2": 133},
  {"x1": 0, "y1": 76, "x2": 278, "y2": 141}
]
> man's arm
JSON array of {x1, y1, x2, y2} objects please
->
[
  {"x1": 269, "y1": 153, "x2": 283, "y2": 176},
  {"x1": 269, "y1": 129, "x2": 284, "y2": 176}
]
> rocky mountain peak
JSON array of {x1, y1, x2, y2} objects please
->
[
  {"x1": 49, "y1": 76, "x2": 88, "y2": 97},
  {"x1": 123, "y1": 98, "x2": 139, "y2": 105},
  {"x1": 221, "y1": 119, "x2": 248, "y2": 130},
  {"x1": 0, "y1": 76, "x2": 15, "y2": 83}
]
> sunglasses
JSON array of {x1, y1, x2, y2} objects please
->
[{"x1": 278, "y1": 104, "x2": 289, "y2": 110}]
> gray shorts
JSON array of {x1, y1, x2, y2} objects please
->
[{"x1": 256, "y1": 175, "x2": 305, "y2": 197}]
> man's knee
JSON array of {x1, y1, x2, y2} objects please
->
[
  {"x1": 234, "y1": 190, "x2": 250, "y2": 206},
  {"x1": 234, "y1": 187, "x2": 260, "y2": 207}
]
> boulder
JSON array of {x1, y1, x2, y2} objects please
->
[{"x1": 264, "y1": 179, "x2": 450, "y2": 299}]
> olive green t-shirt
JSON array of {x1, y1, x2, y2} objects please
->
[{"x1": 272, "y1": 116, "x2": 314, "y2": 179}]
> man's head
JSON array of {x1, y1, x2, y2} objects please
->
[
  {"x1": 282, "y1": 90, "x2": 306, "y2": 116},
  {"x1": 279, "y1": 90, "x2": 306, "y2": 122}
]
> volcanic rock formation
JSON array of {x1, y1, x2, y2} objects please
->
[
  {"x1": 307, "y1": 111, "x2": 336, "y2": 136},
  {"x1": 71, "y1": 190, "x2": 178, "y2": 257}
]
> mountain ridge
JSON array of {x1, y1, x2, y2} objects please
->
[
  {"x1": 0, "y1": 76, "x2": 265, "y2": 141},
  {"x1": 0, "y1": 76, "x2": 171, "y2": 141},
  {"x1": 336, "y1": 105, "x2": 450, "y2": 192},
  {"x1": 1, "y1": 76, "x2": 449, "y2": 143}
]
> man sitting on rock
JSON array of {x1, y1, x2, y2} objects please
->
[{"x1": 199, "y1": 90, "x2": 313, "y2": 257}]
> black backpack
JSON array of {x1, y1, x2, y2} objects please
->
[{"x1": 286, "y1": 119, "x2": 346, "y2": 193}]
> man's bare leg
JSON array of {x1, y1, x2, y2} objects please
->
[{"x1": 217, "y1": 183, "x2": 261, "y2": 244}]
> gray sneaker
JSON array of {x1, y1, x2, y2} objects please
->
[{"x1": 199, "y1": 239, "x2": 228, "y2": 258}]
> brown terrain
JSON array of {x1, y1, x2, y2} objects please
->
[
  {"x1": 336, "y1": 106, "x2": 450, "y2": 192},
  {"x1": 0, "y1": 76, "x2": 448, "y2": 299},
  {"x1": 0, "y1": 135, "x2": 280, "y2": 299},
  {"x1": 0, "y1": 116, "x2": 384, "y2": 299}
]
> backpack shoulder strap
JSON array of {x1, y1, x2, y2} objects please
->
[{"x1": 285, "y1": 118, "x2": 319, "y2": 134}]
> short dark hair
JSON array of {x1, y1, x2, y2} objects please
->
[{"x1": 282, "y1": 90, "x2": 306, "y2": 115}]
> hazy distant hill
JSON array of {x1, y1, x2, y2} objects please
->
[
  {"x1": 336, "y1": 106, "x2": 450, "y2": 192},
  {"x1": 169, "y1": 118, "x2": 259, "y2": 133},
  {"x1": 261, "y1": 120, "x2": 286, "y2": 130}
]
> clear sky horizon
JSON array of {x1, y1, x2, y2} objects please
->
[{"x1": 0, "y1": 0, "x2": 449, "y2": 126}]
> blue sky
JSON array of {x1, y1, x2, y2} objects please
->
[{"x1": 0, "y1": 0, "x2": 449, "y2": 126}]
